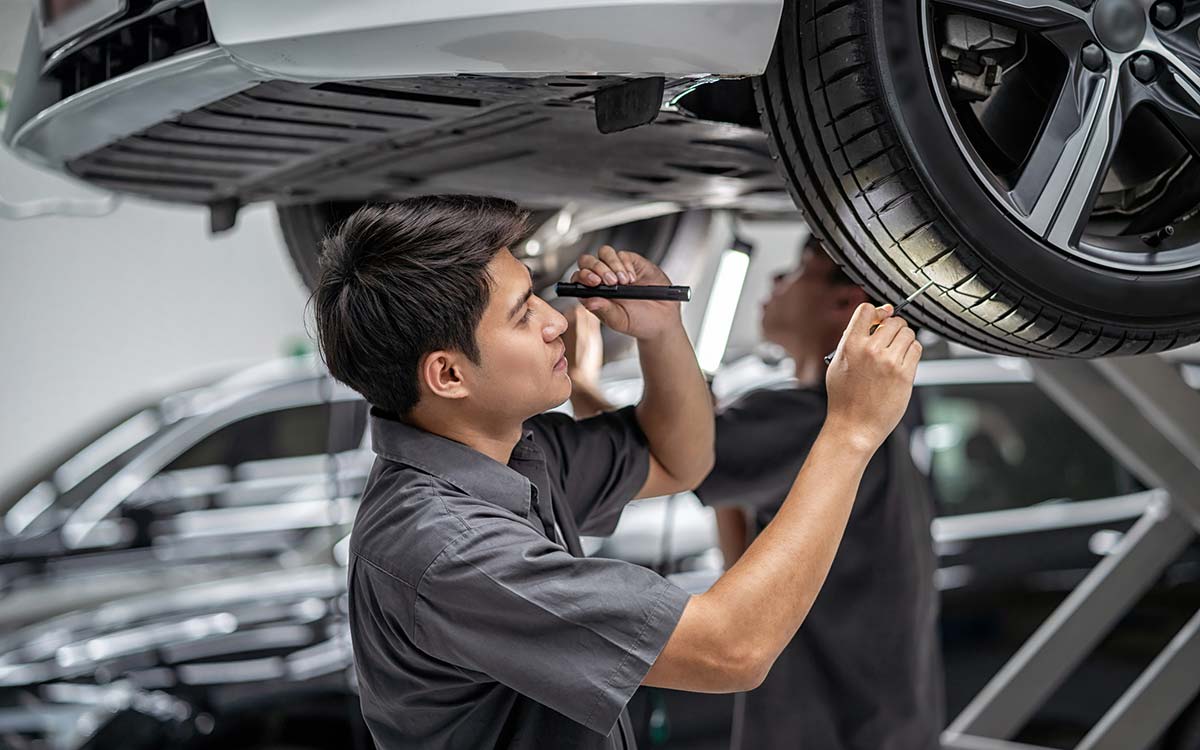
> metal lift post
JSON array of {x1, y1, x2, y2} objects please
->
[{"x1": 941, "y1": 355, "x2": 1200, "y2": 750}]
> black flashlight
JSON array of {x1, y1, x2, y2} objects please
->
[{"x1": 556, "y1": 282, "x2": 692, "y2": 302}]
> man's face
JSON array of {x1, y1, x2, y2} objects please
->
[
  {"x1": 465, "y1": 248, "x2": 572, "y2": 421},
  {"x1": 760, "y1": 243, "x2": 866, "y2": 356}
]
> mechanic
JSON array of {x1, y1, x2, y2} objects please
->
[
  {"x1": 568, "y1": 234, "x2": 943, "y2": 750},
  {"x1": 311, "y1": 194, "x2": 922, "y2": 750}
]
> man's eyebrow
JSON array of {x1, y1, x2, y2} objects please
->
[{"x1": 507, "y1": 286, "x2": 534, "y2": 320}]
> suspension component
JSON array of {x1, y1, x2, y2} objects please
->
[{"x1": 940, "y1": 15, "x2": 1020, "y2": 102}]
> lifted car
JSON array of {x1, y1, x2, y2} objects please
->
[{"x1": 6, "y1": 0, "x2": 1200, "y2": 356}]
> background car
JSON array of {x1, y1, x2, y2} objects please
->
[
  {"x1": 6, "y1": 0, "x2": 1200, "y2": 358},
  {"x1": 0, "y1": 356, "x2": 368, "y2": 631}
]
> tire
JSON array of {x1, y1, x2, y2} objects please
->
[
  {"x1": 755, "y1": 0, "x2": 1200, "y2": 357},
  {"x1": 277, "y1": 201, "x2": 364, "y2": 292}
]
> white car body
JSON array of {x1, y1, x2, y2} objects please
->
[{"x1": 6, "y1": 0, "x2": 784, "y2": 170}]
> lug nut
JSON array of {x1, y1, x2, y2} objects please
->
[
  {"x1": 1132, "y1": 54, "x2": 1158, "y2": 82},
  {"x1": 1081, "y1": 43, "x2": 1106, "y2": 71},
  {"x1": 1151, "y1": 1, "x2": 1179, "y2": 28}
]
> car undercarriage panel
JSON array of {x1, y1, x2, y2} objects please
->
[{"x1": 64, "y1": 73, "x2": 793, "y2": 214}]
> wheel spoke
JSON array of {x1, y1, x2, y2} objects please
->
[
  {"x1": 1146, "y1": 73, "x2": 1200, "y2": 155},
  {"x1": 1151, "y1": 13, "x2": 1200, "y2": 81},
  {"x1": 934, "y1": 0, "x2": 1087, "y2": 28},
  {"x1": 1137, "y1": 39, "x2": 1200, "y2": 154},
  {"x1": 1149, "y1": 37, "x2": 1200, "y2": 87},
  {"x1": 1012, "y1": 67, "x2": 1123, "y2": 247}
]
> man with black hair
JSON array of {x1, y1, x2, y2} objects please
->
[
  {"x1": 313, "y1": 196, "x2": 922, "y2": 750},
  {"x1": 569, "y1": 234, "x2": 943, "y2": 750}
]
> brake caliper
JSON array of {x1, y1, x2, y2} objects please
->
[{"x1": 939, "y1": 15, "x2": 1020, "y2": 102}]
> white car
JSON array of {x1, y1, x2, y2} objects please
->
[{"x1": 5, "y1": 0, "x2": 1200, "y2": 357}]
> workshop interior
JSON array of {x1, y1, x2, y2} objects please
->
[{"x1": 3, "y1": 0, "x2": 1200, "y2": 748}]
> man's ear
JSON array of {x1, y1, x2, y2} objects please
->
[{"x1": 420, "y1": 350, "x2": 471, "y2": 401}]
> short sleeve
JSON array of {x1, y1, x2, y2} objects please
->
[
  {"x1": 695, "y1": 388, "x2": 826, "y2": 513},
  {"x1": 527, "y1": 406, "x2": 651, "y2": 535},
  {"x1": 413, "y1": 520, "x2": 690, "y2": 736}
]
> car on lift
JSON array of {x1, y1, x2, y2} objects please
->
[
  {"x1": 5, "y1": 0, "x2": 1200, "y2": 358},
  {"x1": 3, "y1": 355, "x2": 1199, "y2": 750}
]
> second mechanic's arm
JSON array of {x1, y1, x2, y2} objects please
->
[{"x1": 571, "y1": 247, "x2": 714, "y2": 497}]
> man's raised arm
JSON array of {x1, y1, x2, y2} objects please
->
[
  {"x1": 645, "y1": 303, "x2": 921, "y2": 692},
  {"x1": 570, "y1": 246, "x2": 714, "y2": 498}
]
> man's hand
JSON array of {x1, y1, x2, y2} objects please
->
[
  {"x1": 824, "y1": 303, "x2": 921, "y2": 454},
  {"x1": 568, "y1": 247, "x2": 712, "y2": 499},
  {"x1": 570, "y1": 246, "x2": 680, "y2": 341}
]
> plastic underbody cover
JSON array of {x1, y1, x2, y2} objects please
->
[{"x1": 65, "y1": 74, "x2": 793, "y2": 212}]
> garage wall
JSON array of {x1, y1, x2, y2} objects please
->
[{"x1": 0, "y1": 3, "x2": 312, "y2": 492}]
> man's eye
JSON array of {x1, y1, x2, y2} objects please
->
[{"x1": 519, "y1": 307, "x2": 534, "y2": 324}]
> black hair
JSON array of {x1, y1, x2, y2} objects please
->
[
  {"x1": 800, "y1": 233, "x2": 856, "y2": 286},
  {"x1": 311, "y1": 195, "x2": 531, "y2": 417}
]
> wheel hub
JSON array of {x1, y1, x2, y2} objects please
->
[
  {"x1": 1092, "y1": 0, "x2": 1147, "y2": 53},
  {"x1": 923, "y1": 0, "x2": 1200, "y2": 272}
]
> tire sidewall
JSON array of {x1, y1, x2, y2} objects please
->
[{"x1": 869, "y1": 0, "x2": 1200, "y2": 325}]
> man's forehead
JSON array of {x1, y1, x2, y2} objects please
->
[
  {"x1": 483, "y1": 248, "x2": 533, "y2": 316},
  {"x1": 492, "y1": 248, "x2": 531, "y2": 287}
]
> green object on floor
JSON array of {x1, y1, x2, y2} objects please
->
[{"x1": 649, "y1": 689, "x2": 671, "y2": 745}]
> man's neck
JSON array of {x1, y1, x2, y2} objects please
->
[
  {"x1": 782, "y1": 342, "x2": 826, "y2": 388},
  {"x1": 408, "y1": 408, "x2": 525, "y2": 466}
]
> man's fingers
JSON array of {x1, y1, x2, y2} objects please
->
[
  {"x1": 582, "y1": 296, "x2": 631, "y2": 331},
  {"x1": 902, "y1": 338, "x2": 924, "y2": 371},
  {"x1": 617, "y1": 251, "x2": 641, "y2": 283},
  {"x1": 581, "y1": 297, "x2": 611, "y2": 314},
  {"x1": 577, "y1": 254, "x2": 619, "y2": 286},
  {"x1": 598, "y1": 245, "x2": 632, "y2": 284},
  {"x1": 872, "y1": 316, "x2": 909, "y2": 348},
  {"x1": 889, "y1": 327, "x2": 916, "y2": 361},
  {"x1": 846, "y1": 302, "x2": 881, "y2": 340}
]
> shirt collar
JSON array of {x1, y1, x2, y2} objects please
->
[{"x1": 368, "y1": 407, "x2": 543, "y2": 518}]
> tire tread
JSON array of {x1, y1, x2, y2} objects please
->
[{"x1": 754, "y1": 0, "x2": 1200, "y2": 357}]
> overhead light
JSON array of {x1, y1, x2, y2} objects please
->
[
  {"x1": 695, "y1": 236, "x2": 753, "y2": 374},
  {"x1": 555, "y1": 210, "x2": 573, "y2": 234}
]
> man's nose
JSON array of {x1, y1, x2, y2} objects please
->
[{"x1": 543, "y1": 306, "x2": 569, "y2": 341}]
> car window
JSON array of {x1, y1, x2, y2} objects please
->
[
  {"x1": 919, "y1": 382, "x2": 1140, "y2": 516},
  {"x1": 10, "y1": 429, "x2": 164, "y2": 536},
  {"x1": 164, "y1": 401, "x2": 367, "y2": 472},
  {"x1": 1, "y1": 406, "x2": 162, "y2": 519}
]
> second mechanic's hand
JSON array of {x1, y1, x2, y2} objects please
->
[
  {"x1": 562, "y1": 302, "x2": 603, "y2": 387},
  {"x1": 570, "y1": 245, "x2": 681, "y2": 341},
  {"x1": 824, "y1": 303, "x2": 922, "y2": 454}
]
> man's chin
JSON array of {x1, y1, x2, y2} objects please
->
[{"x1": 532, "y1": 377, "x2": 573, "y2": 414}]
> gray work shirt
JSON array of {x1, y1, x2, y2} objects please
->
[
  {"x1": 348, "y1": 405, "x2": 691, "y2": 750},
  {"x1": 695, "y1": 384, "x2": 944, "y2": 750}
]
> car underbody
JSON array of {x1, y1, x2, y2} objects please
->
[{"x1": 65, "y1": 71, "x2": 795, "y2": 224}]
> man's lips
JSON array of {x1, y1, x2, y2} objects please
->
[{"x1": 553, "y1": 343, "x2": 567, "y2": 372}]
